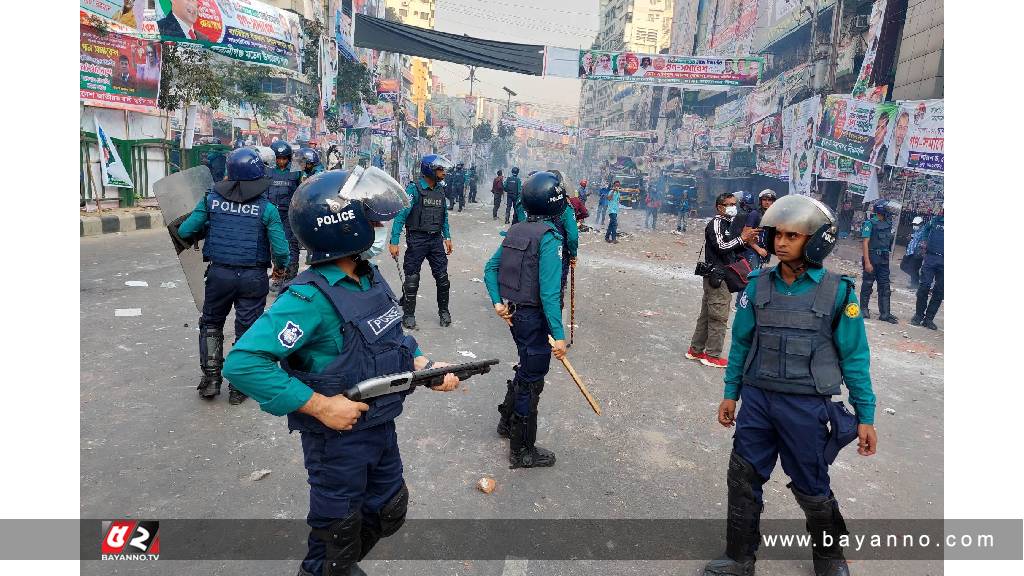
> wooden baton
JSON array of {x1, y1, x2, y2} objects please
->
[{"x1": 548, "y1": 335, "x2": 602, "y2": 415}]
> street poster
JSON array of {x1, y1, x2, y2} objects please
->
[
  {"x1": 712, "y1": 151, "x2": 732, "y2": 172},
  {"x1": 885, "y1": 100, "x2": 944, "y2": 175},
  {"x1": 95, "y1": 118, "x2": 134, "y2": 189},
  {"x1": 147, "y1": 0, "x2": 302, "y2": 72},
  {"x1": 321, "y1": 34, "x2": 340, "y2": 114},
  {"x1": 816, "y1": 94, "x2": 898, "y2": 167},
  {"x1": 577, "y1": 50, "x2": 763, "y2": 88},
  {"x1": 81, "y1": 0, "x2": 144, "y2": 29},
  {"x1": 703, "y1": 0, "x2": 759, "y2": 57},
  {"x1": 754, "y1": 148, "x2": 786, "y2": 179},
  {"x1": 335, "y1": 0, "x2": 357, "y2": 61},
  {"x1": 81, "y1": 24, "x2": 163, "y2": 114},
  {"x1": 750, "y1": 113, "x2": 783, "y2": 148},
  {"x1": 851, "y1": 0, "x2": 889, "y2": 99},
  {"x1": 782, "y1": 95, "x2": 821, "y2": 196},
  {"x1": 817, "y1": 150, "x2": 879, "y2": 198}
]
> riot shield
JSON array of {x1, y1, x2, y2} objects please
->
[{"x1": 154, "y1": 166, "x2": 215, "y2": 312}]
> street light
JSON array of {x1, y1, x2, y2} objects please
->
[{"x1": 502, "y1": 86, "x2": 517, "y2": 112}]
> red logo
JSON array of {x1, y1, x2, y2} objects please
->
[{"x1": 101, "y1": 520, "x2": 160, "y2": 560}]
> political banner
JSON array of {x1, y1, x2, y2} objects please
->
[
  {"x1": 577, "y1": 50, "x2": 763, "y2": 88},
  {"x1": 851, "y1": 0, "x2": 888, "y2": 99},
  {"x1": 712, "y1": 151, "x2": 732, "y2": 172},
  {"x1": 376, "y1": 78, "x2": 398, "y2": 101},
  {"x1": 714, "y1": 95, "x2": 749, "y2": 128},
  {"x1": 817, "y1": 150, "x2": 879, "y2": 198},
  {"x1": 754, "y1": 148, "x2": 786, "y2": 179},
  {"x1": 704, "y1": 0, "x2": 759, "y2": 57},
  {"x1": 95, "y1": 118, "x2": 134, "y2": 189},
  {"x1": 320, "y1": 35, "x2": 339, "y2": 114},
  {"x1": 750, "y1": 113, "x2": 783, "y2": 148},
  {"x1": 81, "y1": 0, "x2": 144, "y2": 29},
  {"x1": 782, "y1": 95, "x2": 821, "y2": 196},
  {"x1": 81, "y1": 24, "x2": 162, "y2": 114},
  {"x1": 147, "y1": 0, "x2": 302, "y2": 72},
  {"x1": 335, "y1": 0, "x2": 356, "y2": 61},
  {"x1": 885, "y1": 100, "x2": 943, "y2": 175},
  {"x1": 816, "y1": 94, "x2": 898, "y2": 167}
]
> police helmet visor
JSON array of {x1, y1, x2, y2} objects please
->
[
  {"x1": 760, "y1": 194, "x2": 835, "y2": 236},
  {"x1": 549, "y1": 170, "x2": 576, "y2": 198},
  {"x1": 337, "y1": 166, "x2": 410, "y2": 221}
]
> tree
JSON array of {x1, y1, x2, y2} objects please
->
[
  {"x1": 158, "y1": 43, "x2": 229, "y2": 149},
  {"x1": 295, "y1": 15, "x2": 323, "y2": 122},
  {"x1": 473, "y1": 120, "x2": 494, "y2": 143},
  {"x1": 224, "y1": 62, "x2": 281, "y2": 137}
]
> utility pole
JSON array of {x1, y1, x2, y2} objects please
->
[
  {"x1": 465, "y1": 66, "x2": 477, "y2": 97},
  {"x1": 826, "y1": 0, "x2": 845, "y2": 92},
  {"x1": 503, "y1": 86, "x2": 516, "y2": 112},
  {"x1": 807, "y1": 0, "x2": 821, "y2": 67}
]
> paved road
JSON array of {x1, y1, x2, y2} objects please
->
[{"x1": 81, "y1": 203, "x2": 943, "y2": 575}]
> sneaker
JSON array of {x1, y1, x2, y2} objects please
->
[
  {"x1": 685, "y1": 347, "x2": 706, "y2": 361},
  {"x1": 700, "y1": 355, "x2": 728, "y2": 368}
]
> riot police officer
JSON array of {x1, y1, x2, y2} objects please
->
[
  {"x1": 860, "y1": 199, "x2": 901, "y2": 323},
  {"x1": 503, "y1": 166, "x2": 522, "y2": 224},
  {"x1": 449, "y1": 162, "x2": 466, "y2": 211},
  {"x1": 221, "y1": 167, "x2": 461, "y2": 576},
  {"x1": 467, "y1": 164, "x2": 479, "y2": 203},
  {"x1": 176, "y1": 148, "x2": 291, "y2": 404},
  {"x1": 388, "y1": 154, "x2": 456, "y2": 329},
  {"x1": 704, "y1": 194, "x2": 877, "y2": 576},
  {"x1": 911, "y1": 208, "x2": 944, "y2": 330},
  {"x1": 484, "y1": 171, "x2": 569, "y2": 468},
  {"x1": 267, "y1": 141, "x2": 304, "y2": 286},
  {"x1": 298, "y1": 147, "x2": 324, "y2": 182}
]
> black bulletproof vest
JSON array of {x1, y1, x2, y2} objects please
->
[
  {"x1": 868, "y1": 217, "x2": 893, "y2": 253},
  {"x1": 498, "y1": 221, "x2": 554, "y2": 306},
  {"x1": 742, "y1": 271, "x2": 844, "y2": 396},
  {"x1": 406, "y1": 182, "x2": 447, "y2": 233}
]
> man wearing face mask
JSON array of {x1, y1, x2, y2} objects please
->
[
  {"x1": 687, "y1": 192, "x2": 759, "y2": 368},
  {"x1": 388, "y1": 154, "x2": 456, "y2": 329},
  {"x1": 900, "y1": 216, "x2": 926, "y2": 289}
]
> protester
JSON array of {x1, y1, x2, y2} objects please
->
[
  {"x1": 644, "y1": 188, "x2": 661, "y2": 230},
  {"x1": 604, "y1": 181, "x2": 622, "y2": 243},
  {"x1": 596, "y1": 183, "x2": 610, "y2": 226}
]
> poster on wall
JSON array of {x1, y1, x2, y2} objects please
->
[
  {"x1": 147, "y1": 0, "x2": 302, "y2": 72},
  {"x1": 81, "y1": 0, "x2": 144, "y2": 29},
  {"x1": 782, "y1": 95, "x2": 821, "y2": 196},
  {"x1": 577, "y1": 50, "x2": 763, "y2": 88},
  {"x1": 817, "y1": 150, "x2": 879, "y2": 198},
  {"x1": 816, "y1": 94, "x2": 898, "y2": 167},
  {"x1": 851, "y1": 0, "x2": 889, "y2": 99},
  {"x1": 95, "y1": 118, "x2": 134, "y2": 189},
  {"x1": 80, "y1": 24, "x2": 162, "y2": 114},
  {"x1": 885, "y1": 99, "x2": 943, "y2": 175}
]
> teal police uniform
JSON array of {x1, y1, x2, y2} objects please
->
[
  {"x1": 301, "y1": 164, "x2": 325, "y2": 182},
  {"x1": 860, "y1": 214, "x2": 895, "y2": 320},
  {"x1": 389, "y1": 177, "x2": 453, "y2": 327}
]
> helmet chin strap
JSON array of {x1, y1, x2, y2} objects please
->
[{"x1": 781, "y1": 258, "x2": 807, "y2": 276}]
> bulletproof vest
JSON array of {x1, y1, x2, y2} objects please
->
[
  {"x1": 266, "y1": 170, "x2": 302, "y2": 221},
  {"x1": 283, "y1": 266, "x2": 419, "y2": 434},
  {"x1": 868, "y1": 217, "x2": 893, "y2": 253},
  {"x1": 742, "y1": 271, "x2": 844, "y2": 397},
  {"x1": 926, "y1": 220, "x2": 944, "y2": 256},
  {"x1": 202, "y1": 191, "x2": 271, "y2": 266},
  {"x1": 405, "y1": 181, "x2": 447, "y2": 233},
  {"x1": 498, "y1": 221, "x2": 555, "y2": 306},
  {"x1": 451, "y1": 170, "x2": 464, "y2": 191},
  {"x1": 504, "y1": 176, "x2": 521, "y2": 198}
]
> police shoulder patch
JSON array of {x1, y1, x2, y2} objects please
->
[
  {"x1": 844, "y1": 303, "x2": 860, "y2": 318},
  {"x1": 278, "y1": 321, "x2": 304, "y2": 348},
  {"x1": 738, "y1": 291, "x2": 750, "y2": 309}
]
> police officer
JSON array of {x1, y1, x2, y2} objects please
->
[
  {"x1": 388, "y1": 154, "x2": 456, "y2": 329},
  {"x1": 503, "y1": 166, "x2": 522, "y2": 224},
  {"x1": 484, "y1": 171, "x2": 568, "y2": 468},
  {"x1": 911, "y1": 208, "x2": 944, "y2": 330},
  {"x1": 267, "y1": 141, "x2": 304, "y2": 286},
  {"x1": 704, "y1": 194, "x2": 878, "y2": 576},
  {"x1": 177, "y1": 148, "x2": 291, "y2": 404},
  {"x1": 221, "y1": 168, "x2": 461, "y2": 576},
  {"x1": 860, "y1": 199, "x2": 900, "y2": 323},
  {"x1": 547, "y1": 170, "x2": 580, "y2": 308},
  {"x1": 298, "y1": 147, "x2": 324, "y2": 182},
  {"x1": 467, "y1": 164, "x2": 479, "y2": 203},
  {"x1": 450, "y1": 162, "x2": 466, "y2": 212}
]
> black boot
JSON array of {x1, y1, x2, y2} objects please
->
[
  {"x1": 198, "y1": 326, "x2": 223, "y2": 399},
  {"x1": 436, "y1": 273, "x2": 451, "y2": 327},
  {"x1": 923, "y1": 289, "x2": 943, "y2": 330},
  {"x1": 859, "y1": 288, "x2": 872, "y2": 320},
  {"x1": 790, "y1": 486, "x2": 850, "y2": 576},
  {"x1": 228, "y1": 384, "x2": 248, "y2": 405},
  {"x1": 703, "y1": 452, "x2": 762, "y2": 576},
  {"x1": 877, "y1": 287, "x2": 898, "y2": 324},
  {"x1": 910, "y1": 314, "x2": 923, "y2": 326},
  {"x1": 401, "y1": 273, "x2": 419, "y2": 330},
  {"x1": 496, "y1": 378, "x2": 516, "y2": 438},
  {"x1": 508, "y1": 414, "x2": 556, "y2": 468}
]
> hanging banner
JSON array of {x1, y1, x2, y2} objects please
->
[
  {"x1": 592, "y1": 130, "x2": 658, "y2": 142},
  {"x1": 81, "y1": 0, "x2": 144, "y2": 29},
  {"x1": 321, "y1": 34, "x2": 340, "y2": 114},
  {"x1": 95, "y1": 118, "x2": 134, "y2": 189},
  {"x1": 500, "y1": 113, "x2": 575, "y2": 136},
  {"x1": 147, "y1": 0, "x2": 302, "y2": 72},
  {"x1": 851, "y1": 0, "x2": 889, "y2": 99},
  {"x1": 80, "y1": 24, "x2": 162, "y2": 114},
  {"x1": 782, "y1": 95, "x2": 821, "y2": 196},
  {"x1": 705, "y1": 0, "x2": 759, "y2": 57},
  {"x1": 577, "y1": 50, "x2": 763, "y2": 88},
  {"x1": 335, "y1": 0, "x2": 356, "y2": 61},
  {"x1": 754, "y1": 148, "x2": 786, "y2": 179},
  {"x1": 885, "y1": 100, "x2": 943, "y2": 175},
  {"x1": 817, "y1": 150, "x2": 879, "y2": 197},
  {"x1": 750, "y1": 113, "x2": 783, "y2": 148},
  {"x1": 376, "y1": 78, "x2": 398, "y2": 102},
  {"x1": 816, "y1": 94, "x2": 898, "y2": 167},
  {"x1": 714, "y1": 95, "x2": 749, "y2": 128}
]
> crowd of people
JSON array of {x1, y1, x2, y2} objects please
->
[{"x1": 165, "y1": 148, "x2": 942, "y2": 576}]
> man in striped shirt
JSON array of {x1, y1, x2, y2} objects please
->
[{"x1": 687, "y1": 192, "x2": 758, "y2": 367}]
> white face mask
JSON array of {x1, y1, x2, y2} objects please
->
[
  {"x1": 360, "y1": 226, "x2": 388, "y2": 261},
  {"x1": 724, "y1": 205, "x2": 738, "y2": 218}
]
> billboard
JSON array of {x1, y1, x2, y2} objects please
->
[
  {"x1": 80, "y1": 24, "x2": 162, "y2": 114},
  {"x1": 577, "y1": 50, "x2": 763, "y2": 88},
  {"x1": 816, "y1": 94, "x2": 898, "y2": 167},
  {"x1": 885, "y1": 100, "x2": 943, "y2": 175}
]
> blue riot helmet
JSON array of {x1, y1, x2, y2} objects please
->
[
  {"x1": 521, "y1": 171, "x2": 567, "y2": 218},
  {"x1": 270, "y1": 140, "x2": 293, "y2": 160},
  {"x1": 298, "y1": 147, "x2": 321, "y2": 171},
  {"x1": 289, "y1": 167, "x2": 410, "y2": 264},
  {"x1": 872, "y1": 198, "x2": 902, "y2": 217},
  {"x1": 420, "y1": 154, "x2": 454, "y2": 180},
  {"x1": 733, "y1": 190, "x2": 754, "y2": 209},
  {"x1": 225, "y1": 147, "x2": 265, "y2": 181},
  {"x1": 760, "y1": 194, "x2": 837, "y2": 268},
  {"x1": 511, "y1": 166, "x2": 520, "y2": 176},
  {"x1": 252, "y1": 146, "x2": 275, "y2": 169}
]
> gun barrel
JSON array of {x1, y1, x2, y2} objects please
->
[{"x1": 342, "y1": 359, "x2": 500, "y2": 402}]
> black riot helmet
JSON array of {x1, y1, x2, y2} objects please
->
[
  {"x1": 760, "y1": 194, "x2": 838, "y2": 268},
  {"x1": 520, "y1": 171, "x2": 567, "y2": 218},
  {"x1": 510, "y1": 166, "x2": 520, "y2": 176},
  {"x1": 270, "y1": 140, "x2": 293, "y2": 160},
  {"x1": 289, "y1": 167, "x2": 410, "y2": 264}
]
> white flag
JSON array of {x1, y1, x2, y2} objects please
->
[{"x1": 95, "y1": 118, "x2": 134, "y2": 189}]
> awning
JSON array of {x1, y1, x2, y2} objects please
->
[{"x1": 354, "y1": 14, "x2": 545, "y2": 76}]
